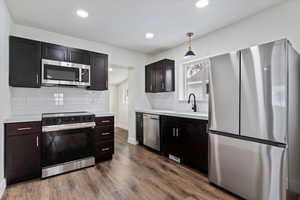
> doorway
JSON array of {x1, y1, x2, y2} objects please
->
[{"x1": 108, "y1": 65, "x2": 129, "y2": 131}]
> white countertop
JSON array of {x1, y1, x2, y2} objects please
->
[
  {"x1": 135, "y1": 109, "x2": 208, "y2": 120},
  {"x1": 4, "y1": 114, "x2": 42, "y2": 123},
  {"x1": 94, "y1": 112, "x2": 115, "y2": 117},
  {"x1": 4, "y1": 112, "x2": 115, "y2": 123}
]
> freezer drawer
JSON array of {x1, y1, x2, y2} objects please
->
[{"x1": 209, "y1": 133, "x2": 286, "y2": 200}]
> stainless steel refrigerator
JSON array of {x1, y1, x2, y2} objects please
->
[{"x1": 208, "y1": 39, "x2": 300, "y2": 200}]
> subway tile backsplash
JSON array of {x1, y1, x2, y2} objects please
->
[
  {"x1": 146, "y1": 93, "x2": 208, "y2": 114},
  {"x1": 10, "y1": 87, "x2": 109, "y2": 115}
]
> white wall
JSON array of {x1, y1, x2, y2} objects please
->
[
  {"x1": 10, "y1": 24, "x2": 151, "y2": 144},
  {"x1": 109, "y1": 85, "x2": 118, "y2": 113},
  {"x1": 109, "y1": 84, "x2": 118, "y2": 127},
  {"x1": 147, "y1": 0, "x2": 300, "y2": 114},
  {"x1": 0, "y1": 0, "x2": 11, "y2": 196},
  {"x1": 117, "y1": 80, "x2": 129, "y2": 130}
]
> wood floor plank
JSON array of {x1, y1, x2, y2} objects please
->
[{"x1": 3, "y1": 128, "x2": 238, "y2": 200}]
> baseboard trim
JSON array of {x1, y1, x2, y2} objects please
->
[
  {"x1": 128, "y1": 137, "x2": 138, "y2": 145},
  {"x1": 0, "y1": 178, "x2": 6, "y2": 199}
]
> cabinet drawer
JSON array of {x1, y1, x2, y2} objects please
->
[
  {"x1": 94, "y1": 126, "x2": 114, "y2": 141},
  {"x1": 95, "y1": 117, "x2": 114, "y2": 127},
  {"x1": 94, "y1": 140, "x2": 114, "y2": 157},
  {"x1": 6, "y1": 122, "x2": 41, "y2": 136}
]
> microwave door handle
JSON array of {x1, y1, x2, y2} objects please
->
[{"x1": 79, "y1": 68, "x2": 82, "y2": 83}]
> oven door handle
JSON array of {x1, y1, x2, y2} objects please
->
[{"x1": 42, "y1": 122, "x2": 96, "y2": 132}]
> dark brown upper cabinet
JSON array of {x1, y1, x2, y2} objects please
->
[
  {"x1": 42, "y1": 43, "x2": 90, "y2": 65},
  {"x1": 10, "y1": 36, "x2": 108, "y2": 89},
  {"x1": 9, "y1": 36, "x2": 42, "y2": 88},
  {"x1": 42, "y1": 43, "x2": 68, "y2": 62},
  {"x1": 145, "y1": 59, "x2": 175, "y2": 93},
  {"x1": 68, "y1": 48, "x2": 90, "y2": 65},
  {"x1": 87, "y1": 52, "x2": 108, "y2": 91}
]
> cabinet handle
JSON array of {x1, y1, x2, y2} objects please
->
[
  {"x1": 206, "y1": 83, "x2": 209, "y2": 94},
  {"x1": 36, "y1": 136, "x2": 39, "y2": 148},
  {"x1": 101, "y1": 120, "x2": 110, "y2": 123},
  {"x1": 102, "y1": 132, "x2": 111, "y2": 136},
  {"x1": 176, "y1": 128, "x2": 179, "y2": 137},
  {"x1": 17, "y1": 127, "x2": 32, "y2": 131},
  {"x1": 102, "y1": 148, "x2": 110, "y2": 152},
  {"x1": 36, "y1": 74, "x2": 39, "y2": 85},
  {"x1": 172, "y1": 128, "x2": 175, "y2": 137},
  {"x1": 150, "y1": 85, "x2": 152, "y2": 91},
  {"x1": 206, "y1": 124, "x2": 209, "y2": 133}
]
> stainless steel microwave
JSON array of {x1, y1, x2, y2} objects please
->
[{"x1": 42, "y1": 59, "x2": 91, "y2": 87}]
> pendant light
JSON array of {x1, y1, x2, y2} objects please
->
[{"x1": 184, "y1": 32, "x2": 196, "y2": 59}]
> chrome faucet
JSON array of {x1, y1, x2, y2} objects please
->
[{"x1": 188, "y1": 93, "x2": 197, "y2": 112}]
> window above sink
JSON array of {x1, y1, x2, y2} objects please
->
[{"x1": 178, "y1": 58, "x2": 210, "y2": 102}]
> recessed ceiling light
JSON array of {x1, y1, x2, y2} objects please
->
[
  {"x1": 195, "y1": 0, "x2": 209, "y2": 8},
  {"x1": 145, "y1": 33, "x2": 154, "y2": 39},
  {"x1": 76, "y1": 10, "x2": 89, "y2": 18},
  {"x1": 109, "y1": 68, "x2": 113, "y2": 72}
]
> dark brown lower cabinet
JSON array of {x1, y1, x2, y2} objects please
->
[
  {"x1": 161, "y1": 116, "x2": 208, "y2": 174},
  {"x1": 5, "y1": 122, "x2": 41, "y2": 185},
  {"x1": 161, "y1": 116, "x2": 182, "y2": 159},
  {"x1": 93, "y1": 117, "x2": 115, "y2": 163},
  {"x1": 180, "y1": 118, "x2": 208, "y2": 173},
  {"x1": 136, "y1": 113, "x2": 143, "y2": 145}
]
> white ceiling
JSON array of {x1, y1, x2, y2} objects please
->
[
  {"x1": 6, "y1": 0, "x2": 286, "y2": 54},
  {"x1": 108, "y1": 67, "x2": 129, "y2": 85}
]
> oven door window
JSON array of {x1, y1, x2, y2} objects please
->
[
  {"x1": 44, "y1": 64, "x2": 80, "y2": 82},
  {"x1": 42, "y1": 129, "x2": 93, "y2": 167}
]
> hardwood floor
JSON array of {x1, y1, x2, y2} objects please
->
[{"x1": 3, "y1": 128, "x2": 238, "y2": 200}]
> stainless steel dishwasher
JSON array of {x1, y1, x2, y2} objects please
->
[{"x1": 143, "y1": 114, "x2": 160, "y2": 151}]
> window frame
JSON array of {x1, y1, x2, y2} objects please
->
[{"x1": 178, "y1": 58, "x2": 210, "y2": 102}]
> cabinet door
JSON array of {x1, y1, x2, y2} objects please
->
[
  {"x1": 163, "y1": 60, "x2": 175, "y2": 92},
  {"x1": 145, "y1": 65, "x2": 153, "y2": 92},
  {"x1": 68, "y1": 48, "x2": 90, "y2": 65},
  {"x1": 88, "y1": 53, "x2": 108, "y2": 91},
  {"x1": 161, "y1": 116, "x2": 181, "y2": 159},
  {"x1": 6, "y1": 134, "x2": 41, "y2": 184},
  {"x1": 180, "y1": 118, "x2": 208, "y2": 173},
  {"x1": 42, "y1": 43, "x2": 68, "y2": 61},
  {"x1": 136, "y1": 113, "x2": 143, "y2": 145},
  {"x1": 155, "y1": 64, "x2": 164, "y2": 92},
  {"x1": 9, "y1": 36, "x2": 41, "y2": 88}
]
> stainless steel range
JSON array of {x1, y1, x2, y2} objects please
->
[{"x1": 42, "y1": 112, "x2": 96, "y2": 178}]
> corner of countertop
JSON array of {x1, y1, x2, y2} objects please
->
[{"x1": 94, "y1": 112, "x2": 115, "y2": 117}]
